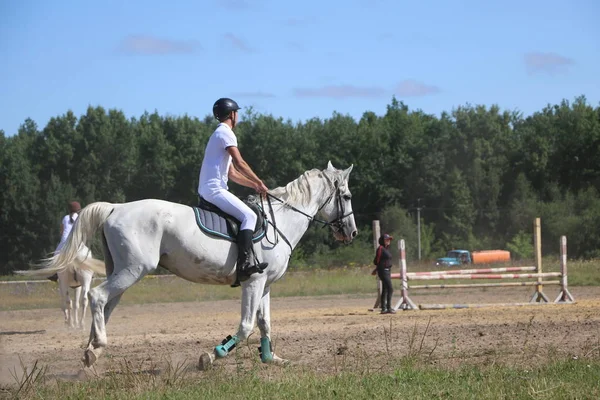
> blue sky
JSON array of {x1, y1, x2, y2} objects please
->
[{"x1": 1, "y1": 0, "x2": 599, "y2": 136}]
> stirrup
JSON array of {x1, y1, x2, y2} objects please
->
[
  {"x1": 244, "y1": 262, "x2": 268, "y2": 276},
  {"x1": 230, "y1": 262, "x2": 268, "y2": 288}
]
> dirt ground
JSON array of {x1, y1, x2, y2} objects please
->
[{"x1": 1, "y1": 286, "x2": 599, "y2": 387}]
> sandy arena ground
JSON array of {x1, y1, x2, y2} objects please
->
[{"x1": 1, "y1": 286, "x2": 599, "y2": 387}]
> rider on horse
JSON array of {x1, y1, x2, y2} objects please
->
[{"x1": 198, "y1": 98, "x2": 269, "y2": 287}]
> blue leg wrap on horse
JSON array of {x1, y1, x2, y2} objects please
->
[
  {"x1": 214, "y1": 335, "x2": 239, "y2": 358},
  {"x1": 259, "y1": 337, "x2": 273, "y2": 363}
]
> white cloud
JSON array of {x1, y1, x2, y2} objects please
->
[
  {"x1": 118, "y1": 35, "x2": 200, "y2": 55},
  {"x1": 524, "y1": 52, "x2": 574, "y2": 74},
  {"x1": 293, "y1": 84, "x2": 387, "y2": 98},
  {"x1": 394, "y1": 80, "x2": 441, "y2": 97},
  {"x1": 224, "y1": 33, "x2": 255, "y2": 53}
]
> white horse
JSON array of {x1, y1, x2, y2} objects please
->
[
  {"x1": 17, "y1": 245, "x2": 106, "y2": 329},
  {"x1": 56, "y1": 260, "x2": 96, "y2": 329},
  {"x1": 38, "y1": 162, "x2": 358, "y2": 368}
]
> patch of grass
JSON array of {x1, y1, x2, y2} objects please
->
[
  {"x1": 0, "y1": 274, "x2": 38, "y2": 281},
  {"x1": 542, "y1": 257, "x2": 600, "y2": 286},
  {"x1": 0, "y1": 282, "x2": 62, "y2": 310},
  {"x1": 11, "y1": 357, "x2": 600, "y2": 400},
  {"x1": 1, "y1": 258, "x2": 598, "y2": 311},
  {"x1": 8, "y1": 357, "x2": 48, "y2": 399},
  {"x1": 0, "y1": 268, "x2": 380, "y2": 311}
]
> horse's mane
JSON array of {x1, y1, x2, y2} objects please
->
[{"x1": 267, "y1": 168, "x2": 336, "y2": 208}]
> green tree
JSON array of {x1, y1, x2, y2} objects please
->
[
  {"x1": 440, "y1": 167, "x2": 476, "y2": 249},
  {"x1": 130, "y1": 112, "x2": 176, "y2": 200},
  {"x1": 0, "y1": 120, "x2": 42, "y2": 273}
]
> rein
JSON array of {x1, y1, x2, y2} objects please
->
[{"x1": 260, "y1": 183, "x2": 354, "y2": 251}]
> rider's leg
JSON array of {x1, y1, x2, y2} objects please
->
[
  {"x1": 202, "y1": 190, "x2": 267, "y2": 286},
  {"x1": 201, "y1": 189, "x2": 257, "y2": 231}
]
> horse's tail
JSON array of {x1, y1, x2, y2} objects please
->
[
  {"x1": 16, "y1": 255, "x2": 107, "y2": 278},
  {"x1": 17, "y1": 202, "x2": 116, "y2": 277},
  {"x1": 78, "y1": 256, "x2": 107, "y2": 276}
]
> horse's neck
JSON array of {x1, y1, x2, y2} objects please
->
[
  {"x1": 272, "y1": 207, "x2": 313, "y2": 249},
  {"x1": 270, "y1": 175, "x2": 332, "y2": 249}
]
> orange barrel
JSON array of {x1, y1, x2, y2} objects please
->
[{"x1": 471, "y1": 250, "x2": 511, "y2": 264}]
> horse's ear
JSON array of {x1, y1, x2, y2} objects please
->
[
  {"x1": 326, "y1": 161, "x2": 336, "y2": 171},
  {"x1": 342, "y1": 164, "x2": 354, "y2": 180}
]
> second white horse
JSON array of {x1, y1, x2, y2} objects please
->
[{"x1": 18, "y1": 244, "x2": 106, "y2": 329}]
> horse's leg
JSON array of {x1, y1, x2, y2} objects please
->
[
  {"x1": 200, "y1": 278, "x2": 265, "y2": 370},
  {"x1": 256, "y1": 287, "x2": 287, "y2": 364},
  {"x1": 256, "y1": 287, "x2": 274, "y2": 363},
  {"x1": 103, "y1": 293, "x2": 123, "y2": 323},
  {"x1": 84, "y1": 233, "x2": 115, "y2": 364},
  {"x1": 57, "y1": 273, "x2": 72, "y2": 327},
  {"x1": 84, "y1": 259, "x2": 156, "y2": 367},
  {"x1": 72, "y1": 286, "x2": 82, "y2": 329},
  {"x1": 99, "y1": 241, "x2": 122, "y2": 326},
  {"x1": 84, "y1": 292, "x2": 123, "y2": 360},
  {"x1": 79, "y1": 272, "x2": 92, "y2": 330}
]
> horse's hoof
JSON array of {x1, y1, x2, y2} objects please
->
[
  {"x1": 83, "y1": 349, "x2": 97, "y2": 367},
  {"x1": 274, "y1": 356, "x2": 289, "y2": 365},
  {"x1": 198, "y1": 352, "x2": 214, "y2": 371},
  {"x1": 271, "y1": 353, "x2": 289, "y2": 366}
]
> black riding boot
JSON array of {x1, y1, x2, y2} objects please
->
[{"x1": 231, "y1": 229, "x2": 268, "y2": 288}]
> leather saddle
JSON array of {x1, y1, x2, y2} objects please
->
[{"x1": 193, "y1": 196, "x2": 267, "y2": 243}]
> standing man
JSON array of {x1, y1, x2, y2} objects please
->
[{"x1": 198, "y1": 98, "x2": 269, "y2": 287}]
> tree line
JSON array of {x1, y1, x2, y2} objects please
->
[{"x1": 1, "y1": 95, "x2": 599, "y2": 274}]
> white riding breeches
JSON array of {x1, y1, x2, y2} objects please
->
[{"x1": 201, "y1": 189, "x2": 257, "y2": 231}]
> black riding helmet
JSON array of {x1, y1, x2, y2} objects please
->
[{"x1": 213, "y1": 98, "x2": 241, "y2": 121}]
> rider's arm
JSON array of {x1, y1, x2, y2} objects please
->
[
  {"x1": 228, "y1": 163, "x2": 257, "y2": 188},
  {"x1": 226, "y1": 146, "x2": 268, "y2": 192}
]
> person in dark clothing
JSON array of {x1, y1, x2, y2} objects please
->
[{"x1": 374, "y1": 233, "x2": 395, "y2": 314}]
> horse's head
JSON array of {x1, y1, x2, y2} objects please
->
[{"x1": 318, "y1": 161, "x2": 358, "y2": 244}]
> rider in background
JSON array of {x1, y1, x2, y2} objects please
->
[
  {"x1": 374, "y1": 233, "x2": 395, "y2": 314},
  {"x1": 198, "y1": 98, "x2": 269, "y2": 287},
  {"x1": 48, "y1": 201, "x2": 81, "y2": 282},
  {"x1": 56, "y1": 201, "x2": 81, "y2": 253}
]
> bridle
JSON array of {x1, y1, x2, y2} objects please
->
[{"x1": 261, "y1": 181, "x2": 354, "y2": 251}]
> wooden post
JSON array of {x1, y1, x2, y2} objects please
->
[
  {"x1": 530, "y1": 217, "x2": 550, "y2": 302},
  {"x1": 555, "y1": 235, "x2": 575, "y2": 303},
  {"x1": 371, "y1": 220, "x2": 382, "y2": 310}
]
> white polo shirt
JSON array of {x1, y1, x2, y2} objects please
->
[
  {"x1": 198, "y1": 123, "x2": 238, "y2": 196},
  {"x1": 56, "y1": 213, "x2": 78, "y2": 252},
  {"x1": 60, "y1": 214, "x2": 78, "y2": 243}
]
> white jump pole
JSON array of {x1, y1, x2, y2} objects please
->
[
  {"x1": 394, "y1": 239, "x2": 416, "y2": 310},
  {"x1": 555, "y1": 235, "x2": 575, "y2": 303}
]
